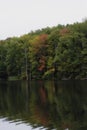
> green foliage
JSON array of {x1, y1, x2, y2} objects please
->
[
  {"x1": 54, "y1": 32, "x2": 83, "y2": 79},
  {"x1": 5, "y1": 37, "x2": 23, "y2": 76},
  {"x1": 0, "y1": 21, "x2": 87, "y2": 79}
]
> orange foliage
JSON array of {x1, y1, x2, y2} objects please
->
[
  {"x1": 39, "y1": 34, "x2": 48, "y2": 44},
  {"x1": 60, "y1": 28, "x2": 70, "y2": 36},
  {"x1": 32, "y1": 34, "x2": 48, "y2": 46},
  {"x1": 38, "y1": 56, "x2": 46, "y2": 71},
  {"x1": 31, "y1": 34, "x2": 48, "y2": 55}
]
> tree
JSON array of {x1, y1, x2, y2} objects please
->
[
  {"x1": 54, "y1": 32, "x2": 83, "y2": 79},
  {"x1": 0, "y1": 41, "x2": 8, "y2": 79},
  {"x1": 30, "y1": 34, "x2": 48, "y2": 79},
  {"x1": 6, "y1": 37, "x2": 23, "y2": 76}
]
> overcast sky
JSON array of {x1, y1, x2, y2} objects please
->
[{"x1": 0, "y1": 0, "x2": 87, "y2": 40}]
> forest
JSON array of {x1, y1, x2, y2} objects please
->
[{"x1": 0, "y1": 20, "x2": 87, "y2": 80}]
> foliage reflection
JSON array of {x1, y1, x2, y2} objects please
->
[{"x1": 0, "y1": 80, "x2": 87, "y2": 130}]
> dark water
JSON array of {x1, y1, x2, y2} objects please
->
[{"x1": 0, "y1": 80, "x2": 87, "y2": 130}]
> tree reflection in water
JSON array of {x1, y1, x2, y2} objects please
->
[{"x1": 0, "y1": 80, "x2": 87, "y2": 130}]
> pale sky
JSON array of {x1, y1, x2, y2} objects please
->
[{"x1": 0, "y1": 0, "x2": 87, "y2": 40}]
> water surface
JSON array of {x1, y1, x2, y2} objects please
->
[{"x1": 0, "y1": 80, "x2": 87, "y2": 130}]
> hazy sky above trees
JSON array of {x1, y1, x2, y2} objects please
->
[{"x1": 0, "y1": 0, "x2": 87, "y2": 40}]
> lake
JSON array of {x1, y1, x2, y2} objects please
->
[{"x1": 0, "y1": 80, "x2": 87, "y2": 130}]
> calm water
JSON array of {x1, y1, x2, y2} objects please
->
[{"x1": 0, "y1": 80, "x2": 87, "y2": 130}]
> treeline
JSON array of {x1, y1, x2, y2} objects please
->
[{"x1": 0, "y1": 20, "x2": 87, "y2": 79}]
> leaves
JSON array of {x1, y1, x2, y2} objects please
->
[{"x1": 0, "y1": 21, "x2": 87, "y2": 79}]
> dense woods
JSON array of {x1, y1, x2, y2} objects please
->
[{"x1": 0, "y1": 20, "x2": 87, "y2": 80}]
